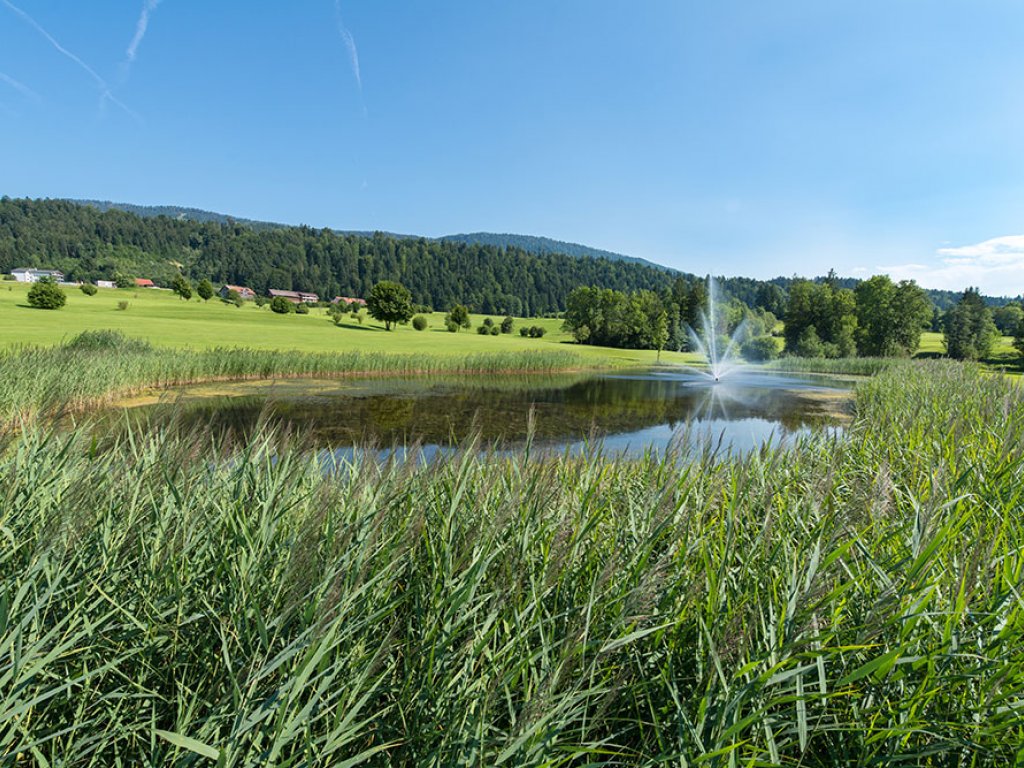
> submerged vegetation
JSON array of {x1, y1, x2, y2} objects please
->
[
  {"x1": 0, "y1": 330, "x2": 586, "y2": 422},
  {"x1": 2, "y1": 360, "x2": 1024, "y2": 764}
]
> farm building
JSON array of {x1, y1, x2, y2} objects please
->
[
  {"x1": 220, "y1": 284, "x2": 256, "y2": 300},
  {"x1": 269, "y1": 289, "x2": 319, "y2": 304},
  {"x1": 332, "y1": 296, "x2": 366, "y2": 306},
  {"x1": 11, "y1": 268, "x2": 64, "y2": 283},
  {"x1": 96, "y1": 280, "x2": 116, "y2": 289},
  {"x1": 134, "y1": 278, "x2": 155, "y2": 288}
]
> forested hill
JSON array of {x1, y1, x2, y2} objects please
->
[
  {"x1": 0, "y1": 198, "x2": 680, "y2": 315},
  {"x1": 439, "y1": 233, "x2": 670, "y2": 271},
  {"x1": 70, "y1": 200, "x2": 670, "y2": 271}
]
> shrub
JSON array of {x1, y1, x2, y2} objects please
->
[
  {"x1": 483, "y1": 317, "x2": 494, "y2": 328},
  {"x1": 224, "y1": 290, "x2": 244, "y2": 307},
  {"x1": 117, "y1": 300, "x2": 129, "y2": 311},
  {"x1": 490, "y1": 325, "x2": 500, "y2": 336},
  {"x1": 446, "y1": 321, "x2": 459, "y2": 333},
  {"x1": 412, "y1": 315, "x2": 428, "y2": 331},
  {"x1": 519, "y1": 327, "x2": 530, "y2": 337},
  {"x1": 270, "y1": 296, "x2": 295, "y2": 314},
  {"x1": 528, "y1": 326, "x2": 547, "y2": 338},
  {"x1": 501, "y1": 316, "x2": 514, "y2": 334},
  {"x1": 80, "y1": 283, "x2": 98, "y2": 296},
  {"x1": 27, "y1": 279, "x2": 66, "y2": 310},
  {"x1": 477, "y1": 325, "x2": 491, "y2": 335},
  {"x1": 254, "y1": 296, "x2": 268, "y2": 308},
  {"x1": 64, "y1": 330, "x2": 152, "y2": 354},
  {"x1": 740, "y1": 335, "x2": 779, "y2": 362},
  {"x1": 295, "y1": 302, "x2": 310, "y2": 315}
]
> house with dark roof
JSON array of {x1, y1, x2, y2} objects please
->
[{"x1": 269, "y1": 289, "x2": 319, "y2": 304}]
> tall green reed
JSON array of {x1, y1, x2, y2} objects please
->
[
  {"x1": 1, "y1": 360, "x2": 1022, "y2": 765},
  {"x1": 0, "y1": 331, "x2": 587, "y2": 423}
]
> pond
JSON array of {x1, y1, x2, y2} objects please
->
[{"x1": 109, "y1": 367, "x2": 854, "y2": 460}]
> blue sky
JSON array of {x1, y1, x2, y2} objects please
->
[{"x1": 2, "y1": 1, "x2": 1023, "y2": 295}]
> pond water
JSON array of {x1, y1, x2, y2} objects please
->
[{"x1": 111, "y1": 367, "x2": 854, "y2": 460}]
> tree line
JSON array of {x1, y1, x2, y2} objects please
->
[{"x1": 564, "y1": 275, "x2": 1024, "y2": 363}]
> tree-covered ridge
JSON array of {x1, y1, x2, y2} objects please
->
[
  {"x1": 1, "y1": 198, "x2": 674, "y2": 315},
  {"x1": 69, "y1": 200, "x2": 670, "y2": 270},
  {"x1": 71, "y1": 199, "x2": 285, "y2": 231},
  {"x1": 440, "y1": 232, "x2": 671, "y2": 271}
]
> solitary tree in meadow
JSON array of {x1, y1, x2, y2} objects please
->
[
  {"x1": 196, "y1": 279, "x2": 214, "y2": 302},
  {"x1": 171, "y1": 274, "x2": 193, "y2": 301},
  {"x1": 366, "y1": 281, "x2": 414, "y2": 331},
  {"x1": 446, "y1": 304, "x2": 471, "y2": 331}
]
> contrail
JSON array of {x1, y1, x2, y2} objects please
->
[
  {"x1": 0, "y1": 71, "x2": 40, "y2": 102},
  {"x1": 2, "y1": 0, "x2": 140, "y2": 121},
  {"x1": 126, "y1": 0, "x2": 161, "y2": 64},
  {"x1": 334, "y1": 0, "x2": 362, "y2": 91}
]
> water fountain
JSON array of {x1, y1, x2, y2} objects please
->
[{"x1": 686, "y1": 276, "x2": 747, "y2": 382}]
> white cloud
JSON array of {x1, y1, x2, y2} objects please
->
[
  {"x1": 2, "y1": 0, "x2": 140, "y2": 121},
  {"x1": 0, "y1": 71, "x2": 40, "y2": 102},
  {"x1": 126, "y1": 0, "x2": 162, "y2": 65},
  {"x1": 875, "y1": 235, "x2": 1024, "y2": 297},
  {"x1": 334, "y1": 0, "x2": 362, "y2": 92}
]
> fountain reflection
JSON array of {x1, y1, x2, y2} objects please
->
[{"x1": 104, "y1": 368, "x2": 853, "y2": 460}]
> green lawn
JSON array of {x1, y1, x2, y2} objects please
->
[
  {"x1": 918, "y1": 330, "x2": 1018, "y2": 365},
  {"x1": 0, "y1": 282, "x2": 700, "y2": 366}
]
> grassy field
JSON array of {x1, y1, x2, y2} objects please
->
[
  {"x1": 3, "y1": 360, "x2": 1024, "y2": 765},
  {"x1": 0, "y1": 282, "x2": 697, "y2": 367},
  {"x1": 918, "y1": 329, "x2": 1018, "y2": 362}
]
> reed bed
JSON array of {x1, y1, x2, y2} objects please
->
[
  {"x1": 0, "y1": 331, "x2": 586, "y2": 423},
  {"x1": 766, "y1": 356, "x2": 905, "y2": 376},
  {"x1": 1, "y1": 360, "x2": 1023, "y2": 764}
]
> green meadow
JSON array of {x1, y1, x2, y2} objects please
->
[{"x1": 0, "y1": 282, "x2": 696, "y2": 366}]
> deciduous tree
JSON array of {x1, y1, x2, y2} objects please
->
[{"x1": 367, "y1": 281, "x2": 414, "y2": 331}]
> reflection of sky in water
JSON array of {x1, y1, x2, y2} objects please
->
[
  {"x1": 329, "y1": 417, "x2": 840, "y2": 465},
  {"x1": 115, "y1": 367, "x2": 852, "y2": 462}
]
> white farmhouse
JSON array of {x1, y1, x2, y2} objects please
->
[{"x1": 12, "y1": 268, "x2": 65, "y2": 283}]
